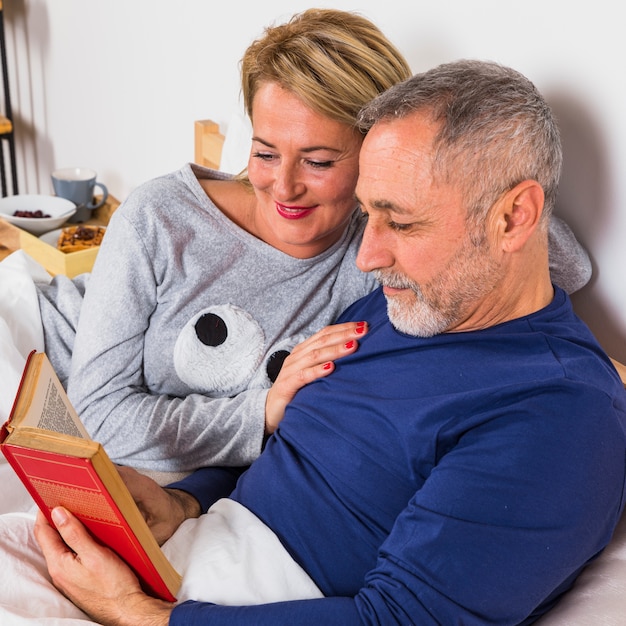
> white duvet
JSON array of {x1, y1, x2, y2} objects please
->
[
  {"x1": 2, "y1": 499, "x2": 626, "y2": 625},
  {"x1": 0, "y1": 499, "x2": 322, "y2": 624}
]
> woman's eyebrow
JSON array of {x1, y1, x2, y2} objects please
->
[{"x1": 251, "y1": 135, "x2": 341, "y2": 154}]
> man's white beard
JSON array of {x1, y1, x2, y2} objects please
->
[
  {"x1": 374, "y1": 270, "x2": 453, "y2": 337},
  {"x1": 383, "y1": 288, "x2": 452, "y2": 337},
  {"x1": 372, "y1": 225, "x2": 501, "y2": 338}
]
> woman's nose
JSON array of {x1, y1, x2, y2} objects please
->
[{"x1": 273, "y1": 162, "x2": 305, "y2": 200}]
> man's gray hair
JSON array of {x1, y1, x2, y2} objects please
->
[{"x1": 357, "y1": 59, "x2": 562, "y2": 221}]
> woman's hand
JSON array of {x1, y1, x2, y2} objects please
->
[
  {"x1": 264, "y1": 320, "x2": 367, "y2": 434},
  {"x1": 117, "y1": 465, "x2": 202, "y2": 545},
  {"x1": 34, "y1": 507, "x2": 173, "y2": 626}
]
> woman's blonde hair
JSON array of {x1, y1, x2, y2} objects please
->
[{"x1": 240, "y1": 9, "x2": 411, "y2": 128}]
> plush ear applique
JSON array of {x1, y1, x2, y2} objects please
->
[{"x1": 173, "y1": 304, "x2": 265, "y2": 397}]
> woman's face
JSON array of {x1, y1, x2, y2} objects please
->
[{"x1": 247, "y1": 82, "x2": 363, "y2": 258}]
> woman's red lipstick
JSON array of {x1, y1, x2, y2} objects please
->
[{"x1": 275, "y1": 202, "x2": 317, "y2": 220}]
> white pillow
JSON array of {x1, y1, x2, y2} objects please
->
[
  {"x1": 535, "y1": 510, "x2": 626, "y2": 624},
  {"x1": 220, "y1": 113, "x2": 252, "y2": 175}
]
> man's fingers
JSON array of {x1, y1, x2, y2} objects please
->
[
  {"x1": 49, "y1": 507, "x2": 89, "y2": 553},
  {"x1": 34, "y1": 509, "x2": 73, "y2": 563}
]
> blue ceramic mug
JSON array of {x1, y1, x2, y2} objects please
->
[{"x1": 51, "y1": 167, "x2": 108, "y2": 223}]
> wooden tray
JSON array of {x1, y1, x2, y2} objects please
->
[{"x1": 0, "y1": 196, "x2": 120, "y2": 277}]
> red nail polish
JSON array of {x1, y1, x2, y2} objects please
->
[
  {"x1": 356, "y1": 321, "x2": 366, "y2": 327},
  {"x1": 344, "y1": 340, "x2": 355, "y2": 349},
  {"x1": 323, "y1": 362, "x2": 332, "y2": 370},
  {"x1": 355, "y1": 325, "x2": 365, "y2": 334}
]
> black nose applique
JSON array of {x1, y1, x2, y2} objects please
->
[
  {"x1": 266, "y1": 349, "x2": 290, "y2": 383},
  {"x1": 195, "y1": 313, "x2": 228, "y2": 347}
]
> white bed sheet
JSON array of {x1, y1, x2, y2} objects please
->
[
  {"x1": 0, "y1": 498, "x2": 321, "y2": 624},
  {"x1": 0, "y1": 250, "x2": 50, "y2": 515},
  {"x1": 0, "y1": 250, "x2": 49, "y2": 423}
]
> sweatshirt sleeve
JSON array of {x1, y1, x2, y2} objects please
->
[
  {"x1": 167, "y1": 466, "x2": 244, "y2": 512},
  {"x1": 548, "y1": 215, "x2": 592, "y2": 293},
  {"x1": 170, "y1": 598, "x2": 360, "y2": 625}
]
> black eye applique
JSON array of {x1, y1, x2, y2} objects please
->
[
  {"x1": 249, "y1": 335, "x2": 307, "y2": 389},
  {"x1": 173, "y1": 304, "x2": 265, "y2": 397},
  {"x1": 265, "y1": 349, "x2": 291, "y2": 383},
  {"x1": 194, "y1": 313, "x2": 228, "y2": 347}
]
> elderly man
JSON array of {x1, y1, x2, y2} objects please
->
[{"x1": 22, "y1": 60, "x2": 626, "y2": 625}]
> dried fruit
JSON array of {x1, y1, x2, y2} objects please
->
[{"x1": 13, "y1": 210, "x2": 51, "y2": 218}]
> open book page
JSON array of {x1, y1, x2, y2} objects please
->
[{"x1": 8, "y1": 352, "x2": 89, "y2": 439}]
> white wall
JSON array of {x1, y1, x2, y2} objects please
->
[{"x1": 4, "y1": 0, "x2": 626, "y2": 359}]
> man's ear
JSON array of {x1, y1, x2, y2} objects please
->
[{"x1": 496, "y1": 180, "x2": 545, "y2": 252}]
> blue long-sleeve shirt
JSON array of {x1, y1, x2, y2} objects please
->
[{"x1": 170, "y1": 286, "x2": 626, "y2": 625}]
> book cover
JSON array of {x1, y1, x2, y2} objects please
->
[{"x1": 1, "y1": 351, "x2": 181, "y2": 602}]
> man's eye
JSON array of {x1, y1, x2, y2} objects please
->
[
  {"x1": 306, "y1": 160, "x2": 333, "y2": 169},
  {"x1": 389, "y1": 221, "x2": 412, "y2": 232}
]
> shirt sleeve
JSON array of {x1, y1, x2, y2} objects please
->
[
  {"x1": 170, "y1": 598, "x2": 360, "y2": 625},
  {"x1": 167, "y1": 467, "x2": 245, "y2": 512}
]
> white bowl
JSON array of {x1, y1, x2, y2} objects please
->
[{"x1": 0, "y1": 194, "x2": 77, "y2": 235}]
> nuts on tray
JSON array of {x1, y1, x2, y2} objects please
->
[{"x1": 57, "y1": 225, "x2": 106, "y2": 253}]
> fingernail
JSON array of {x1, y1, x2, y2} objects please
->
[
  {"x1": 355, "y1": 325, "x2": 365, "y2": 334},
  {"x1": 344, "y1": 340, "x2": 355, "y2": 349},
  {"x1": 51, "y1": 507, "x2": 69, "y2": 526},
  {"x1": 323, "y1": 362, "x2": 332, "y2": 370},
  {"x1": 356, "y1": 321, "x2": 366, "y2": 327}
]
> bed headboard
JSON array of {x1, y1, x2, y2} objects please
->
[
  {"x1": 611, "y1": 358, "x2": 626, "y2": 387},
  {"x1": 194, "y1": 119, "x2": 225, "y2": 170}
]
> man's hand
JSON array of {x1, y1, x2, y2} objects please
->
[
  {"x1": 34, "y1": 507, "x2": 173, "y2": 626},
  {"x1": 264, "y1": 321, "x2": 367, "y2": 434},
  {"x1": 117, "y1": 465, "x2": 202, "y2": 545}
]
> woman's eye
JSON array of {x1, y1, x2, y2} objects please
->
[{"x1": 252, "y1": 152, "x2": 276, "y2": 162}]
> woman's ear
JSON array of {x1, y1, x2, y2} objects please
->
[{"x1": 497, "y1": 180, "x2": 545, "y2": 252}]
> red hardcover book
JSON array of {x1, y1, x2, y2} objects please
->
[{"x1": 0, "y1": 351, "x2": 181, "y2": 602}]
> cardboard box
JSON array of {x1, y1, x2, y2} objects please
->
[{"x1": 16, "y1": 196, "x2": 120, "y2": 278}]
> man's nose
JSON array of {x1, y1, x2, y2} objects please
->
[{"x1": 356, "y1": 221, "x2": 394, "y2": 272}]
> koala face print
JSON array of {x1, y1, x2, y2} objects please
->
[{"x1": 173, "y1": 304, "x2": 306, "y2": 397}]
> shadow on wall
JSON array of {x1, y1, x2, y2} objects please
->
[
  {"x1": 548, "y1": 91, "x2": 626, "y2": 363},
  {"x1": 4, "y1": 0, "x2": 54, "y2": 195}
]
